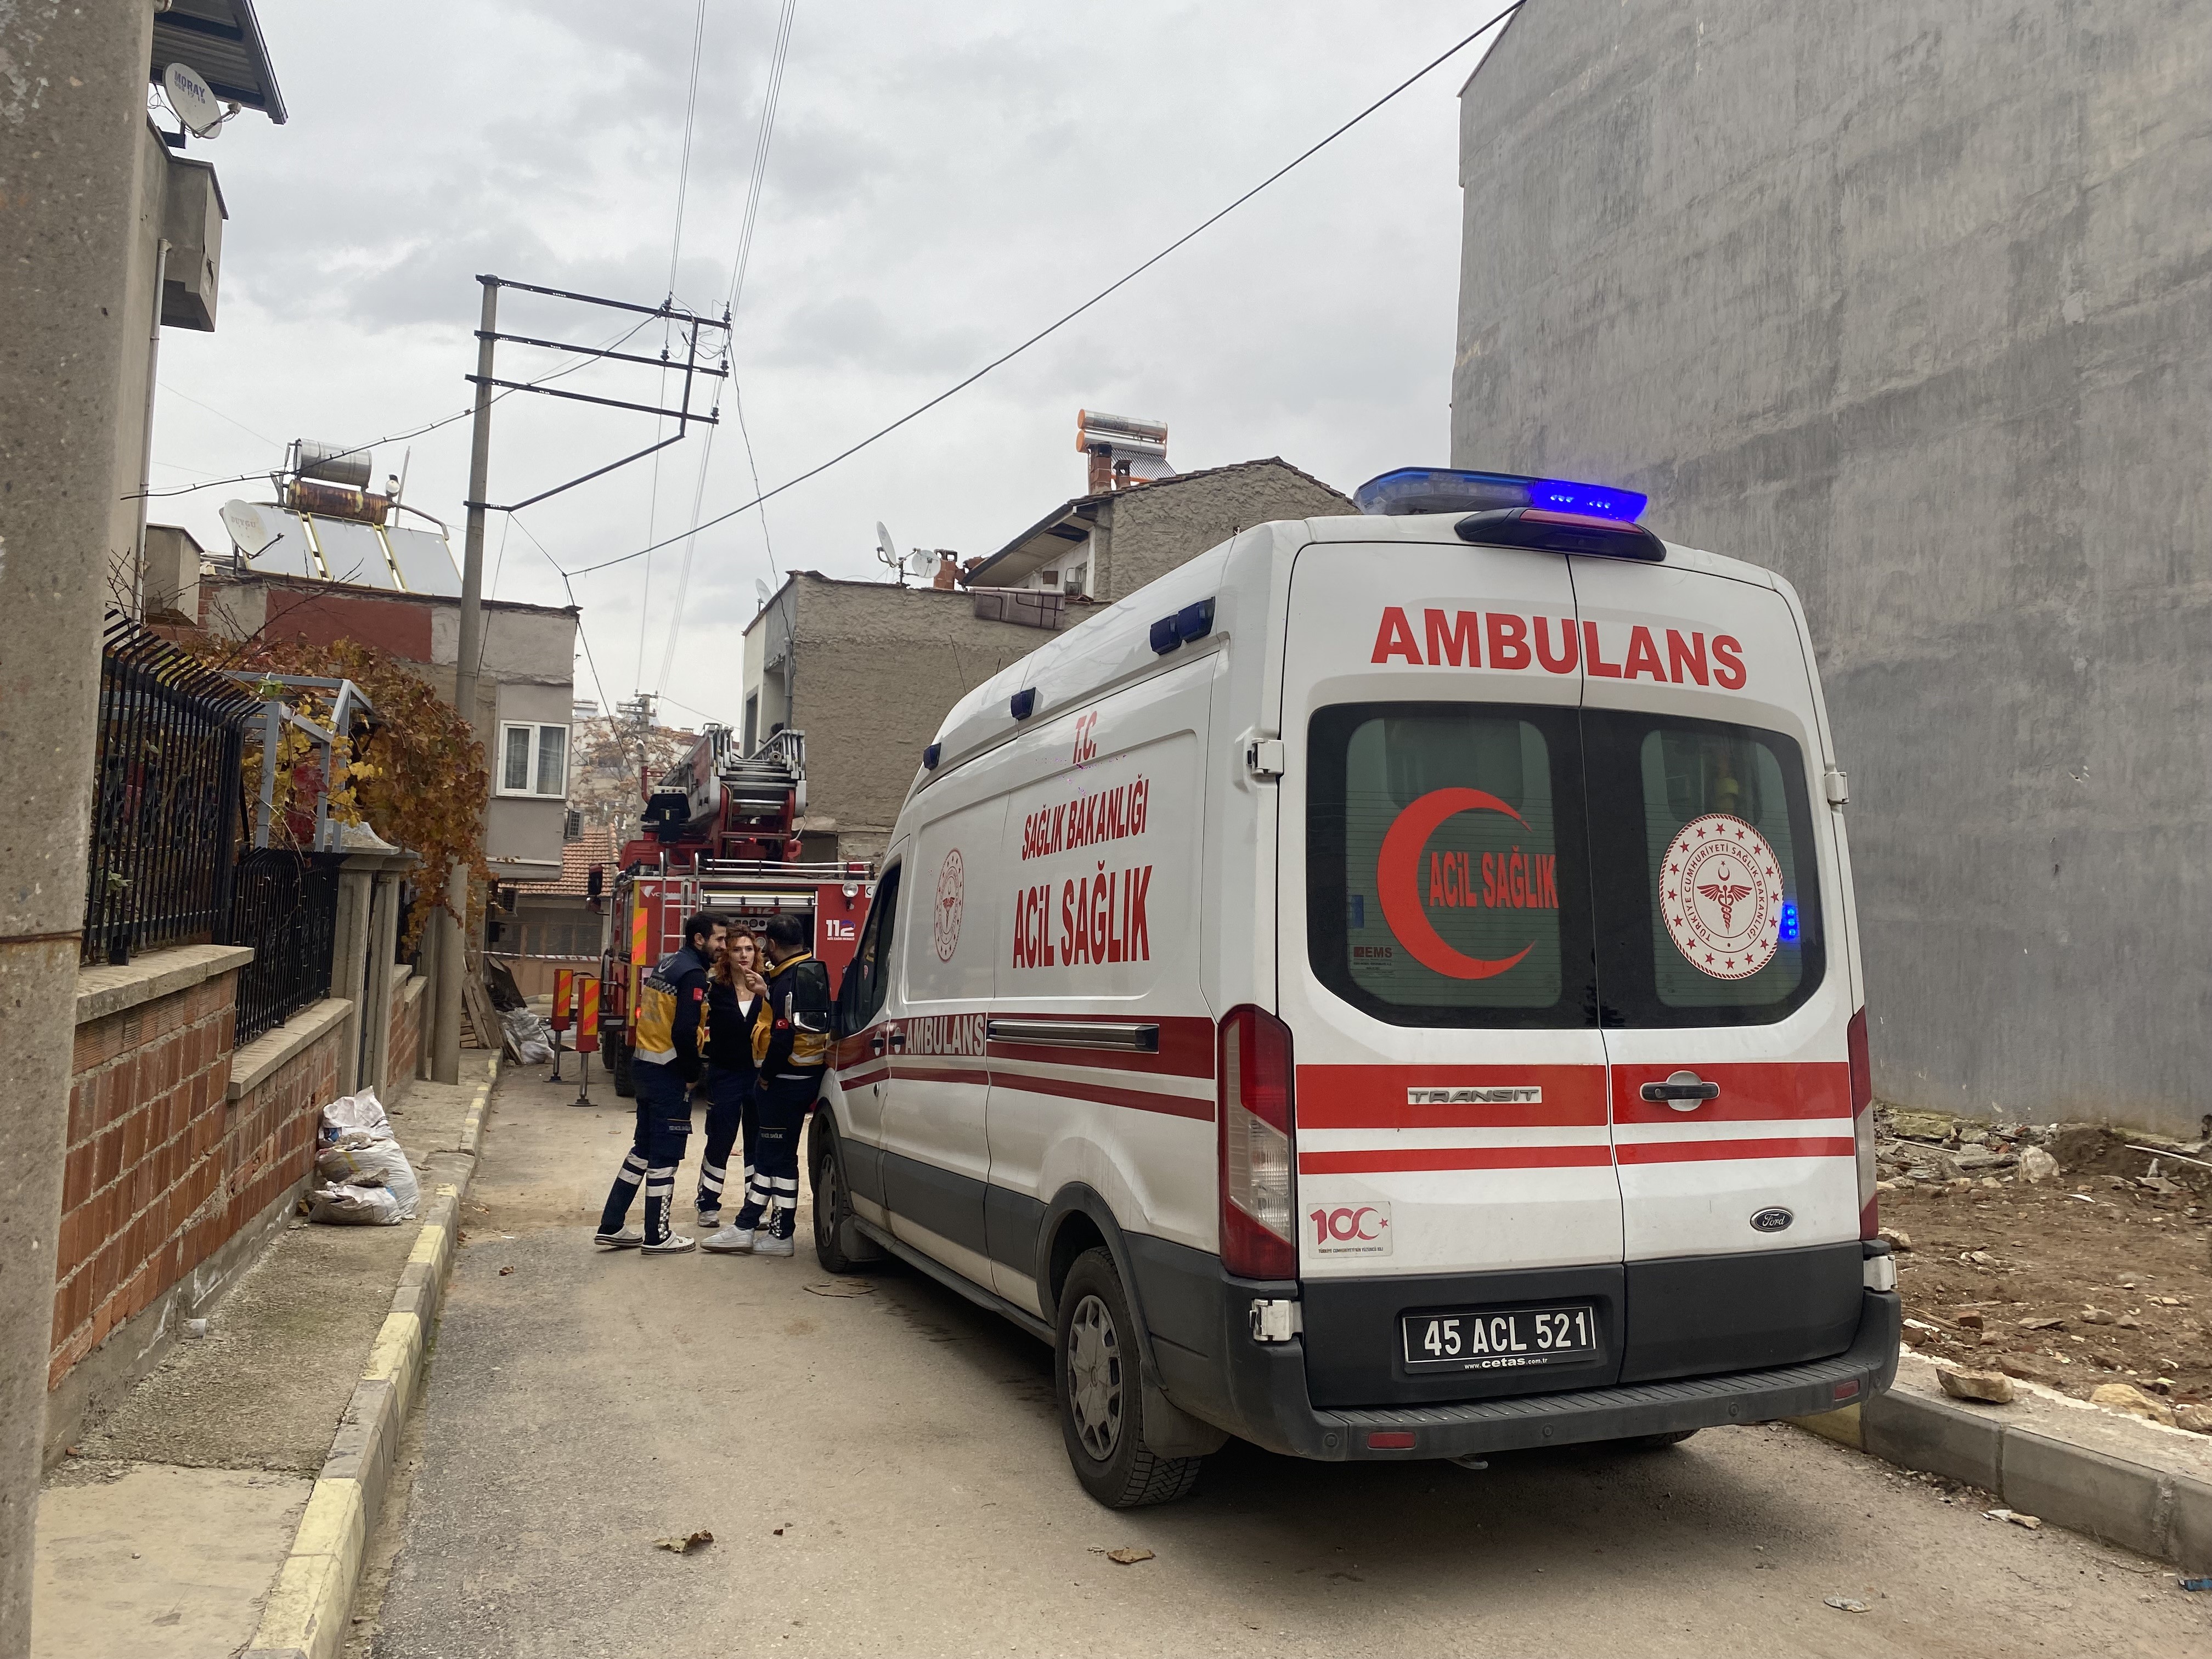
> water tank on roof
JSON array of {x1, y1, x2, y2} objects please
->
[{"x1": 291, "y1": 439, "x2": 371, "y2": 490}]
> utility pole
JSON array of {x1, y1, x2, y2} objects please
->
[
  {"x1": 0, "y1": 6, "x2": 160, "y2": 1647},
  {"x1": 428, "y1": 274, "x2": 725, "y2": 1081},
  {"x1": 432, "y1": 276, "x2": 500, "y2": 1084}
]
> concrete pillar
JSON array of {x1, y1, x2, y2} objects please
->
[
  {"x1": 0, "y1": 5, "x2": 162, "y2": 1651},
  {"x1": 363, "y1": 870, "x2": 402, "y2": 1092},
  {"x1": 431, "y1": 884, "x2": 464, "y2": 1084},
  {"x1": 416, "y1": 913, "x2": 439, "y2": 1081},
  {"x1": 330, "y1": 866, "x2": 375, "y2": 1096}
]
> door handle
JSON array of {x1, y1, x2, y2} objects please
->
[
  {"x1": 1640, "y1": 1070, "x2": 1720, "y2": 1110},
  {"x1": 870, "y1": 1033, "x2": 885, "y2": 1056},
  {"x1": 888, "y1": 1029, "x2": 906, "y2": 1052}
]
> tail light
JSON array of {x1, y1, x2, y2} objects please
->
[
  {"x1": 1218, "y1": 1006, "x2": 1296, "y2": 1279},
  {"x1": 1848, "y1": 1007, "x2": 1877, "y2": 1239}
]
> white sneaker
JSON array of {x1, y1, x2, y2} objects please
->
[
  {"x1": 594, "y1": 1226, "x2": 644, "y2": 1249},
  {"x1": 696, "y1": 1210, "x2": 722, "y2": 1232},
  {"x1": 641, "y1": 1233, "x2": 696, "y2": 1255},
  {"x1": 756, "y1": 1233, "x2": 796, "y2": 1258},
  {"x1": 700, "y1": 1224, "x2": 756, "y2": 1254}
]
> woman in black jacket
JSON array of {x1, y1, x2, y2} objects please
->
[{"x1": 694, "y1": 926, "x2": 761, "y2": 1231}]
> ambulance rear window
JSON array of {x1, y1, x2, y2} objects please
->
[
  {"x1": 1581, "y1": 714, "x2": 1825, "y2": 1026},
  {"x1": 1306, "y1": 704, "x2": 1596, "y2": 1029}
]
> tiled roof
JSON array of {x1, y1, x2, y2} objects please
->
[{"x1": 518, "y1": 827, "x2": 617, "y2": 896}]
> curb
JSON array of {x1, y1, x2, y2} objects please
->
[
  {"x1": 1791, "y1": 1386, "x2": 2212, "y2": 1572},
  {"x1": 242, "y1": 1056, "x2": 498, "y2": 1659}
]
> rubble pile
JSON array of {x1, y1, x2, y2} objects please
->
[{"x1": 1871, "y1": 1103, "x2": 2211, "y2": 1433}]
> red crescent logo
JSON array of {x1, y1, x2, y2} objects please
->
[{"x1": 1376, "y1": 787, "x2": 1536, "y2": 980}]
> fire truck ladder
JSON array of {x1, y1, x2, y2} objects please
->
[{"x1": 721, "y1": 727, "x2": 806, "y2": 818}]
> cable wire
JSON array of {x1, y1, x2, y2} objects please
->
[
  {"x1": 635, "y1": 0, "x2": 715, "y2": 696},
  {"x1": 510, "y1": 512, "x2": 610, "y2": 719},
  {"x1": 566, "y1": 0, "x2": 1526, "y2": 579},
  {"x1": 652, "y1": 0, "x2": 798, "y2": 695},
  {"x1": 136, "y1": 311, "x2": 660, "y2": 501}
]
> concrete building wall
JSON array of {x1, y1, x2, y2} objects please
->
[
  {"x1": 1099, "y1": 463, "x2": 1353, "y2": 600},
  {"x1": 1453, "y1": 1, "x2": 2212, "y2": 1135},
  {"x1": 778, "y1": 577, "x2": 1046, "y2": 862},
  {"x1": 103, "y1": 122, "x2": 170, "y2": 611}
]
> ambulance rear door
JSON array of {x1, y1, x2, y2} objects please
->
[
  {"x1": 1569, "y1": 554, "x2": 1863, "y2": 1383},
  {"x1": 1279, "y1": 534, "x2": 1623, "y2": 1409}
]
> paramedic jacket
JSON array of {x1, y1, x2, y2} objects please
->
[
  {"x1": 632, "y1": 944, "x2": 711, "y2": 1082},
  {"x1": 749, "y1": 951, "x2": 832, "y2": 1092}
]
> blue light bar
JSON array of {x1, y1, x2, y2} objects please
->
[
  {"x1": 1780, "y1": 901, "x2": 1800, "y2": 943},
  {"x1": 1355, "y1": 466, "x2": 1646, "y2": 522},
  {"x1": 1527, "y1": 478, "x2": 1647, "y2": 521}
]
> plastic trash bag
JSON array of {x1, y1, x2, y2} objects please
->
[
  {"x1": 314, "y1": 1138, "x2": 420, "y2": 1218},
  {"x1": 500, "y1": 1006, "x2": 554, "y2": 1065},
  {"x1": 306, "y1": 1182, "x2": 404, "y2": 1226},
  {"x1": 321, "y1": 1087, "x2": 392, "y2": 1143}
]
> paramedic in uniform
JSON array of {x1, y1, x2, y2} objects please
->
[
  {"x1": 702, "y1": 910, "x2": 830, "y2": 1256},
  {"x1": 693, "y1": 926, "x2": 760, "y2": 1233},
  {"x1": 595, "y1": 911, "x2": 722, "y2": 1254}
]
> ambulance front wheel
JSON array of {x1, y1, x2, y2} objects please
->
[
  {"x1": 1054, "y1": 1248, "x2": 1204, "y2": 1509},
  {"x1": 809, "y1": 1120, "x2": 879, "y2": 1276},
  {"x1": 610, "y1": 1043, "x2": 635, "y2": 1098}
]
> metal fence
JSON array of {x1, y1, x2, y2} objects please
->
[
  {"x1": 229, "y1": 848, "x2": 342, "y2": 1045},
  {"x1": 81, "y1": 613, "x2": 259, "y2": 966}
]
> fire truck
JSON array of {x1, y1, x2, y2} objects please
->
[{"x1": 596, "y1": 726, "x2": 873, "y2": 1096}]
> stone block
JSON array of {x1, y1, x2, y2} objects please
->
[
  {"x1": 1862, "y1": 1387, "x2": 2006, "y2": 1492},
  {"x1": 2000, "y1": 1429, "x2": 2166, "y2": 1559}
]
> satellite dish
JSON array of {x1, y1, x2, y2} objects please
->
[
  {"x1": 161, "y1": 63, "x2": 225, "y2": 139},
  {"x1": 221, "y1": 499, "x2": 278, "y2": 557},
  {"x1": 754, "y1": 578, "x2": 772, "y2": 612},
  {"x1": 876, "y1": 522, "x2": 898, "y2": 563},
  {"x1": 907, "y1": 549, "x2": 935, "y2": 577}
]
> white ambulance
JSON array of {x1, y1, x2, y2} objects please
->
[{"x1": 810, "y1": 468, "x2": 1900, "y2": 1508}]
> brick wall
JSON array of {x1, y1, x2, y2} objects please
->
[
  {"x1": 50, "y1": 966, "x2": 343, "y2": 1389},
  {"x1": 390, "y1": 969, "x2": 424, "y2": 1082}
]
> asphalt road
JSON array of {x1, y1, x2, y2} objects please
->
[{"x1": 360, "y1": 1068, "x2": 2209, "y2": 1658}]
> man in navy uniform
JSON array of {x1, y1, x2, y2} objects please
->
[{"x1": 595, "y1": 911, "x2": 722, "y2": 1254}]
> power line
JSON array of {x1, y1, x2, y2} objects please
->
[
  {"x1": 635, "y1": 0, "x2": 714, "y2": 696},
  {"x1": 160, "y1": 383, "x2": 281, "y2": 447},
  {"x1": 653, "y1": 0, "x2": 798, "y2": 695},
  {"x1": 134, "y1": 312, "x2": 659, "y2": 502},
  {"x1": 510, "y1": 512, "x2": 610, "y2": 719},
  {"x1": 565, "y1": 0, "x2": 1526, "y2": 580}
]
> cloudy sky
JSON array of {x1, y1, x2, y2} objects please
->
[{"x1": 152, "y1": 1, "x2": 1507, "y2": 729}]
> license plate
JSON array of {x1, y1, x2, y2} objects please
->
[{"x1": 1400, "y1": 1305, "x2": 1599, "y2": 1372}]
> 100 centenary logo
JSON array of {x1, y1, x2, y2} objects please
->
[{"x1": 1662, "y1": 814, "x2": 1787, "y2": 980}]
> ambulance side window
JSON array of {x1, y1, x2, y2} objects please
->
[
  {"x1": 1582, "y1": 713, "x2": 1824, "y2": 1026},
  {"x1": 1306, "y1": 703, "x2": 1597, "y2": 1029},
  {"x1": 844, "y1": 866, "x2": 901, "y2": 1031}
]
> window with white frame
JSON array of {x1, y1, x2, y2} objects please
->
[{"x1": 498, "y1": 722, "x2": 568, "y2": 797}]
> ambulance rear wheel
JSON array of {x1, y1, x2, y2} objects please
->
[
  {"x1": 1054, "y1": 1248, "x2": 1203, "y2": 1509},
  {"x1": 610, "y1": 1043, "x2": 635, "y2": 1098},
  {"x1": 1623, "y1": 1429, "x2": 1699, "y2": 1449}
]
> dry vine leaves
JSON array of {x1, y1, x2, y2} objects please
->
[{"x1": 174, "y1": 630, "x2": 489, "y2": 949}]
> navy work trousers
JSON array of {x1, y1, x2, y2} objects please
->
[
  {"x1": 695, "y1": 1064, "x2": 755, "y2": 1218},
  {"x1": 598, "y1": 1057, "x2": 692, "y2": 1244},
  {"x1": 732, "y1": 1076, "x2": 816, "y2": 1240}
]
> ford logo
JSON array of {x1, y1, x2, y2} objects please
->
[{"x1": 1750, "y1": 1206, "x2": 1794, "y2": 1233}]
